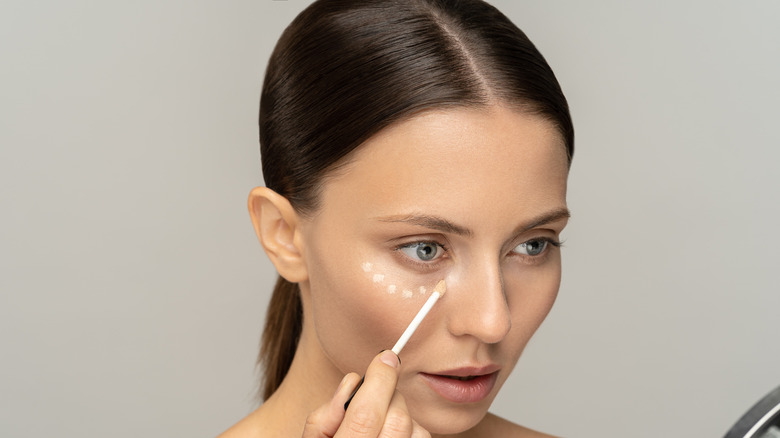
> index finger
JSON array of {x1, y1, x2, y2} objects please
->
[{"x1": 339, "y1": 350, "x2": 400, "y2": 436}]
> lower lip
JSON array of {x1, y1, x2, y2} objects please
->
[{"x1": 419, "y1": 371, "x2": 498, "y2": 404}]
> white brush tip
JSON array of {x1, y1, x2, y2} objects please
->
[{"x1": 434, "y1": 279, "x2": 446, "y2": 296}]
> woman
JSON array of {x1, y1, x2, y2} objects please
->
[{"x1": 221, "y1": 0, "x2": 573, "y2": 436}]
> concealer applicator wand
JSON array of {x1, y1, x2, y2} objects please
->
[{"x1": 344, "y1": 279, "x2": 447, "y2": 410}]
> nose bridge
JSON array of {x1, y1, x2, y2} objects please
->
[{"x1": 446, "y1": 253, "x2": 511, "y2": 344}]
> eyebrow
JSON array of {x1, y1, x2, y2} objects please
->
[
  {"x1": 514, "y1": 207, "x2": 571, "y2": 234},
  {"x1": 376, "y1": 214, "x2": 474, "y2": 237},
  {"x1": 374, "y1": 207, "x2": 571, "y2": 237}
]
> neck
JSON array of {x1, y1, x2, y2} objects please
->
[
  {"x1": 253, "y1": 325, "x2": 495, "y2": 438},
  {"x1": 257, "y1": 312, "x2": 345, "y2": 436}
]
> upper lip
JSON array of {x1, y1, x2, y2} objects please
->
[{"x1": 425, "y1": 364, "x2": 501, "y2": 377}]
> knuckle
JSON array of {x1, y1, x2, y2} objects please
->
[
  {"x1": 303, "y1": 410, "x2": 325, "y2": 433},
  {"x1": 379, "y1": 411, "x2": 413, "y2": 437},
  {"x1": 371, "y1": 367, "x2": 398, "y2": 387},
  {"x1": 346, "y1": 406, "x2": 382, "y2": 436},
  {"x1": 411, "y1": 418, "x2": 431, "y2": 438},
  {"x1": 412, "y1": 428, "x2": 431, "y2": 438}
]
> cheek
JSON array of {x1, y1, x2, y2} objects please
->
[
  {"x1": 505, "y1": 257, "x2": 561, "y2": 340},
  {"x1": 308, "y1": 260, "x2": 438, "y2": 374}
]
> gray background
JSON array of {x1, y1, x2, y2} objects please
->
[{"x1": 1, "y1": 1, "x2": 778, "y2": 437}]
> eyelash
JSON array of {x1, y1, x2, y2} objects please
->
[
  {"x1": 394, "y1": 237, "x2": 563, "y2": 269},
  {"x1": 394, "y1": 240, "x2": 449, "y2": 271},
  {"x1": 510, "y1": 237, "x2": 563, "y2": 265}
]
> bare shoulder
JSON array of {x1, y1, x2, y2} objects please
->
[
  {"x1": 216, "y1": 412, "x2": 260, "y2": 438},
  {"x1": 477, "y1": 413, "x2": 559, "y2": 438},
  {"x1": 216, "y1": 405, "x2": 277, "y2": 438}
]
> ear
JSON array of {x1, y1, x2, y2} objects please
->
[{"x1": 247, "y1": 186, "x2": 308, "y2": 283}]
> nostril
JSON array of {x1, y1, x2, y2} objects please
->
[
  {"x1": 447, "y1": 297, "x2": 511, "y2": 344},
  {"x1": 478, "y1": 311, "x2": 511, "y2": 344}
]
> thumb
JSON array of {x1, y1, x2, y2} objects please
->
[{"x1": 302, "y1": 373, "x2": 362, "y2": 438}]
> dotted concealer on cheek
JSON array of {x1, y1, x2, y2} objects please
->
[
  {"x1": 361, "y1": 261, "x2": 433, "y2": 299},
  {"x1": 344, "y1": 279, "x2": 447, "y2": 410},
  {"x1": 390, "y1": 279, "x2": 446, "y2": 355},
  {"x1": 358, "y1": 262, "x2": 446, "y2": 350}
]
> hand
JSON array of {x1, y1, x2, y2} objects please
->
[{"x1": 302, "y1": 350, "x2": 430, "y2": 438}]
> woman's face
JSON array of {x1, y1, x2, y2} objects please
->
[{"x1": 297, "y1": 105, "x2": 569, "y2": 434}]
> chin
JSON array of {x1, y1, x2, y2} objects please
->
[
  {"x1": 419, "y1": 407, "x2": 489, "y2": 435},
  {"x1": 401, "y1": 371, "x2": 504, "y2": 434}
]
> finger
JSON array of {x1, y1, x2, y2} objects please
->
[
  {"x1": 338, "y1": 350, "x2": 400, "y2": 437},
  {"x1": 377, "y1": 392, "x2": 413, "y2": 437},
  {"x1": 303, "y1": 373, "x2": 363, "y2": 438},
  {"x1": 410, "y1": 419, "x2": 431, "y2": 438},
  {"x1": 343, "y1": 376, "x2": 363, "y2": 410}
]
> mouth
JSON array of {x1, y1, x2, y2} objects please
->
[
  {"x1": 419, "y1": 368, "x2": 500, "y2": 404},
  {"x1": 443, "y1": 375, "x2": 481, "y2": 381}
]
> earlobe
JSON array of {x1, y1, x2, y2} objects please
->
[{"x1": 247, "y1": 187, "x2": 308, "y2": 283}]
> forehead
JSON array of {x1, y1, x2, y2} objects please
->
[{"x1": 317, "y1": 106, "x2": 569, "y2": 228}]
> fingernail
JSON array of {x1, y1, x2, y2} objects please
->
[
  {"x1": 379, "y1": 350, "x2": 399, "y2": 368},
  {"x1": 343, "y1": 376, "x2": 364, "y2": 411},
  {"x1": 334, "y1": 374, "x2": 349, "y2": 397},
  {"x1": 378, "y1": 349, "x2": 401, "y2": 365}
]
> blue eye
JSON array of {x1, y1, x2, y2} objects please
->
[
  {"x1": 514, "y1": 239, "x2": 550, "y2": 256},
  {"x1": 399, "y1": 241, "x2": 443, "y2": 262}
]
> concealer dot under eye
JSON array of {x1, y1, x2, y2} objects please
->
[{"x1": 361, "y1": 261, "x2": 437, "y2": 299}]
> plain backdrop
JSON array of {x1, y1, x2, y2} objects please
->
[{"x1": 1, "y1": 1, "x2": 778, "y2": 437}]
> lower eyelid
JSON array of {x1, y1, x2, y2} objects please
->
[
  {"x1": 509, "y1": 250, "x2": 551, "y2": 266},
  {"x1": 394, "y1": 253, "x2": 447, "y2": 272}
]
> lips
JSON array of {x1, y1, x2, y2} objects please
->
[{"x1": 419, "y1": 366, "x2": 500, "y2": 404}]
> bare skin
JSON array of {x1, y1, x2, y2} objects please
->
[{"x1": 220, "y1": 105, "x2": 568, "y2": 437}]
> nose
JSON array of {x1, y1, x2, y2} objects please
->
[{"x1": 446, "y1": 259, "x2": 511, "y2": 344}]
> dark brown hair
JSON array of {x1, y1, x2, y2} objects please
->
[{"x1": 257, "y1": 0, "x2": 573, "y2": 400}]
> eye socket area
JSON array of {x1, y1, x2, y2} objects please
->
[
  {"x1": 392, "y1": 234, "x2": 561, "y2": 269},
  {"x1": 511, "y1": 237, "x2": 560, "y2": 257},
  {"x1": 397, "y1": 241, "x2": 446, "y2": 263}
]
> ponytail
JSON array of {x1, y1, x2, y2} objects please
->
[{"x1": 258, "y1": 276, "x2": 302, "y2": 400}]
